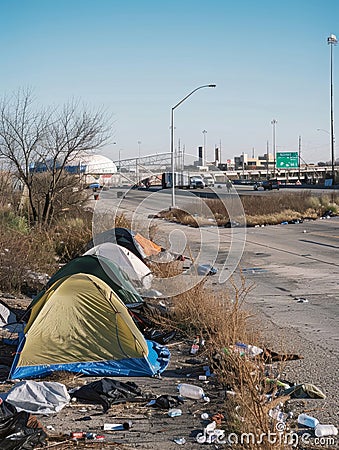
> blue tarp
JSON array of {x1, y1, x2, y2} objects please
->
[{"x1": 10, "y1": 339, "x2": 170, "y2": 380}]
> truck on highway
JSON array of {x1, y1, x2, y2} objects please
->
[{"x1": 161, "y1": 172, "x2": 190, "y2": 189}]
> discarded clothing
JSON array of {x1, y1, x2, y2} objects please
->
[
  {"x1": 0, "y1": 399, "x2": 47, "y2": 450},
  {"x1": 147, "y1": 395, "x2": 184, "y2": 410},
  {"x1": 72, "y1": 378, "x2": 144, "y2": 413},
  {"x1": 128, "y1": 302, "x2": 169, "y2": 332},
  {"x1": 143, "y1": 329, "x2": 177, "y2": 345},
  {"x1": 282, "y1": 383, "x2": 326, "y2": 399},
  {"x1": 321, "y1": 210, "x2": 335, "y2": 218},
  {"x1": 4, "y1": 381, "x2": 70, "y2": 414},
  {"x1": 263, "y1": 348, "x2": 303, "y2": 362}
]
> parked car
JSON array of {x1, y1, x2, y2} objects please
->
[
  {"x1": 262, "y1": 179, "x2": 280, "y2": 190},
  {"x1": 253, "y1": 181, "x2": 263, "y2": 191},
  {"x1": 254, "y1": 180, "x2": 280, "y2": 191}
]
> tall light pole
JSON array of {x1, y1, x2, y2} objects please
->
[
  {"x1": 298, "y1": 135, "x2": 302, "y2": 181},
  {"x1": 202, "y1": 129, "x2": 207, "y2": 166},
  {"x1": 328, "y1": 34, "x2": 337, "y2": 184},
  {"x1": 137, "y1": 140, "x2": 141, "y2": 184},
  {"x1": 170, "y1": 84, "x2": 216, "y2": 209},
  {"x1": 271, "y1": 119, "x2": 277, "y2": 177}
]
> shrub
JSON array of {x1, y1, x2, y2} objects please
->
[{"x1": 0, "y1": 227, "x2": 56, "y2": 294}]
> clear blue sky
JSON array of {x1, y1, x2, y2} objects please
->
[{"x1": 1, "y1": 0, "x2": 338, "y2": 163}]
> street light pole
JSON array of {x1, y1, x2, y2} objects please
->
[
  {"x1": 271, "y1": 119, "x2": 277, "y2": 178},
  {"x1": 137, "y1": 140, "x2": 141, "y2": 184},
  {"x1": 138, "y1": 140, "x2": 141, "y2": 159},
  {"x1": 202, "y1": 130, "x2": 207, "y2": 166},
  {"x1": 298, "y1": 135, "x2": 302, "y2": 181},
  {"x1": 328, "y1": 34, "x2": 337, "y2": 184},
  {"x1": 170, "y1": 84, "x2": 216, "y2": 209}
]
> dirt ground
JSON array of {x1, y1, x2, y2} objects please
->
[
  {"x1": 0, "y1": 193, "x2": 338, "y2": 448},
  {"x1": 0, "y1": 290, "x2": 337, "y2": 450},
  {"x1": 0, "y1": 295, "x2": 228, "y2": 450}
]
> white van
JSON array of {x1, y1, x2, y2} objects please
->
[
  {"x1": 190, "y1": 176, "x2": 205, "y2": 189},
  {"x1": 202, "y1": 174, "x2": 215, "y2": 187}
]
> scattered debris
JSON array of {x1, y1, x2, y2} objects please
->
[
  {"x1": 315, "y1": 424, "x2": 338, "y2": 437},
  {"x1": 189, "y1": 336, "x2": 200, "y2": 355},
  {"x1": 0, "y1": 398, "x2": 47, "y2": 449},
  {"x1": 283, "y1": 383, "x2": 326, "y2": 399},
  {"x1": 71, "y1": 378, "x2": 145, "y2": 413},
  {"x1": 4, "y1": 381, "x2": 70, "y2": 414},
  {"x1": 173, "y1": 437, "x2": 186, "y2": 445},
  {"x1": 298, "y1": 413, "x2": 319, "y2": 428},
  {"x1": 211, "y1": 412, "x2": 224, "y2": 426},
  {"x1": 295, "y1": 297, "x2": 309, "y2": 303},
  {"x1": 178, "y1": 383, "x2": 209, "y2": 401},
  {"x1": 147, "y1": 394, "x2": 183, "y2": 409},
  {"x1": 103, "y1": 421, "x2": 132, "y2": 431},
  {"x1": 168, "y1": 408, "x2": 182, "y2": 417}
]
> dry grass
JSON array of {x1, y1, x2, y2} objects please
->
[
  {"x1": 0, "y1": 226, "x2": 57, "y2": 293},
  {"x1": 0, "y1": 208, "x2": 160, "y2": 295},
  {"x1": 0, "y1": 207, "x2": 93, "y2": 293},
  {"x1": 159, "y1": 191, "x2": 339, "y2": 227},
  {"x1": 146, "y1": 260, "x2": 289, "y2": 449}
]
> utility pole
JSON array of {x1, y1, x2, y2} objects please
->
[
  {"x1": 182, "y1": 144, "x2": 185, "y2": 170},
  {"x1": 298, "y1": 135, "x2": 302, "y2": 181},
  {"x1": 202, "y1": 130, "x2": 207, "y2": 166},
  {"x1": 271, "y1": 119, "x2": 277, "y2": 177},
  {"x1": 266, "y1": 141, "x2": 269, "y2": 177},
  {"x1": 219, "y1": 139, "x2": 222, "y2": 164},
  {"x1": 242, "y1": 152, "x2": 245, "y2": 178},
  {"x1": 328, "y1": 34, "x2": 337, "y2": 184}
]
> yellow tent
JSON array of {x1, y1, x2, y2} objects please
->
[{"x1": 10, "y1": 273, "x2": 169, "y2": 379}]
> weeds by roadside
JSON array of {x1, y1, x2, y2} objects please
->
[
  {"x1": 159, "y1": 191, "x2": 339, "y2": 227},
  {"x1": 144, "y1": 259, "x2": 292, "y2": 449}
]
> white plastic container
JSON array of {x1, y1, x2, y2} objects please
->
[
  {"x1": 103, "y1": 421, "x2": 132, "y2": 431},
  {"x1": 178, "y1": 383, "x2": 205, "y2": 400},
  {"x1": 315, "y1": 424, "x2": 338, "y2": 437},
  {"x1": 297, "y1": 413, "x2": 319, "y2": 428},
  {"x1": 168, "y1": 408, "x2": 182, "y2": 417}
]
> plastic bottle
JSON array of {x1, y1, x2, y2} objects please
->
[
  {"x1": 190, "y1": 336, "x2": 200, "y2": 355},
  {"x1": 178, "y1": 383, "x2": 205, "y2": 400},
  {"x1": 269, "y1": 406, "x2": 287, "y2": 422},
  {"x1": 168, "y1": 408, "x2": 182, "y2": 417},
  {"x1": 315, "y1": 424, "x2": 338, "y2": 437},
  {"x1": 234, "y1": 342, "x2": 263, "y2": 357},
  {"x1": 297, "y1": 413, "x2": 319, "y2": 428}
]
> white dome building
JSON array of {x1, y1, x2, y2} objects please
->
[
  {"x1": 65, "y1": 153, "x2": 117, "y2": 188},
  {"x1": 67, "y1": 153, "x2": 117, "y2": 174}
]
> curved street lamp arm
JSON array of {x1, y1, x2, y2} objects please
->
[
  {"x1": 170, "y1": 84, "x2": 216, "y2": 209},
  {"x1": 172, "y1": 84, "x2": 216, "y2": 111}
]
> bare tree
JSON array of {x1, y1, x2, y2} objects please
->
[{"x1": 0, "y1": 89, "x2": 111, "y2": 226}]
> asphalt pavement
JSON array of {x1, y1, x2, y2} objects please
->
[{"x1": 93, "y1": 188, "x2": 339, "y2": 425}]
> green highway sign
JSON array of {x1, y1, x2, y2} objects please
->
[{"x1": 276, "y1": 152, "x2": 299, "y2": 168}]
